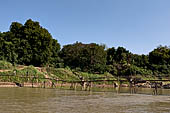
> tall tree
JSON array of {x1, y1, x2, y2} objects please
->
[
  {"x1": 60, "y1": 42, "x2": 106, "y2": 73},
  {"x1": 1, "y1": 19, "x2": 60, "y2": 66},
  {"x1": 149, "y1": 46, "x2": 170, "y2": 65},
  {"x1": 149, "y1": 46, "x2": 170, "y2": 74},
  {"x1": 49, "y1": 39, "x2": 61, "y2": 67}
]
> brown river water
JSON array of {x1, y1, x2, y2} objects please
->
[{"x1": 0, "y1": 87, "x2": 170, "y2": 113}]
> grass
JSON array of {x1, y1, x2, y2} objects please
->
[
  {"x1": 0, "y1": 65, "x2": 45, "y2": 83},
  {"x1": 1, "y1": 60, "x2": 170, "y2": 86},
  {"x1": 0, "y1": 60, "x2": 13, "y2": 70},
  {"x1": 45, "y1": 67, "x2": 118, "y2": 85},
  {"x1": 47, "y1": 68, "x2": 80, "y2": 82}
]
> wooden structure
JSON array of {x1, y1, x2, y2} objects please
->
[{"x1": 1, "y1": 74, "x2": 170, "y2": 95}]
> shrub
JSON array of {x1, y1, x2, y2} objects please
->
[{"x1": 0, "y1": 60, "x2": 13, "y2": 70}]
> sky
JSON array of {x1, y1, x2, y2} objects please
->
[{"x1": 1, "y1": 0, "x2": 170, "y2": 55}]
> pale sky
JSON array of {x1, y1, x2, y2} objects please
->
[{"x1": 1, "y1": 0, "x2": 170, "y2": 54}]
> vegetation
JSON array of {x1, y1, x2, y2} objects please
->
[
  {"x1": 59, "y1": 42, "x2": 106, "y2": 73},
  {"x1": 0, "y1": 19, "x2": 170, "y2": 80},
  {"x1": 0, "y1": 19, "x2": 60, "y2": 66},
  {"x1": 0, "y1": 60, "x2": 13, "y2": 70}
]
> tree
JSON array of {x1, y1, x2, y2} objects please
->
[
  {"x1": 106, "y1": 47, "x2": 132, "y2": 76},
  {"x1": 20, "y1": 19, "x2": 54, "y2": 66},
  {"x1": 0, "y1": 33, "x2": 5, "y2": 60},
  {"x1": 149, "y1": 46, "x2": 170, "y2": 65},
  {"x1": 106, "y1": 47, "x2": 116, "y2": 65},
  {"x1": 115, "y1": 47, "x2": 131, "y2": 64},
  {"x1": 132, "y1": 54, "x2": 149, "y2": 68},
  {"x1": 49, "y1": 39, "x2": 61, "y2": 67},
  {"x1": 1, "y1": 19, "x2": 60, "y2": 66},
  {"x1": 60, "y1": 42, "x2": 106, "y2": 73}
]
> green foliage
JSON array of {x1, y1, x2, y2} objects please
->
[
  {"x1": 149, "y1": 46, "x2": 170, "y2": 65},
  {"x1": 1, "y1": 19, "x2": 60, "y2": 67},
  {"x1": 0, "y1": 60, "x2": 13, "y2": 70},
  {"x1": 132, "y1": 54, "x2": 149, "y2": 68},
  {"x1": 0, "y1": 70, "x2": 14, "y2": 76},
  {"x1": 148, "y1": 46, "x2": 170, "y2": 75},
  {"x1": 1, "y1": 19, "x2": 170, "y2": 77},
  {"x1": 60, "y1": 42, "x2": 106, "y2": 73},
  {"x1": 106, "y1": 65, "x2": 118, "y2": 75},
  {"x1": 47, "y1": 67, "x2": 115, "y2": 82},
  {"x1": 106, "y1": 47, "x2": 116, "y2": 65},
  {"x1": 16, "y1": 66, "x2": 37, "y2": 76},
  {"x1": 106, "y1": 47, "x2": 132, "y2": 76},
  {"x1": 122, "y1": 65, "x2": 153, "y2": 76},
  {"x1": 115, "y1": 47, "x2": 131, "y2": 64},
  {"x1": 0, "y1": 65, "x2": 45, "y2": 83},
  {"x1": 47, "y1": 68, "x2": 79, "y2": 81},
  {"x1": 49, "y1": 39, "x2": 62, "y2": 67},
  {"x1": 150, "y1": 64, "x2": 170, "y2": 75},
  {"x1": 79, "y1": 72, "x2": 114, "y2": 80}
]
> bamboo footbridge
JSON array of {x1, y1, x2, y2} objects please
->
[{"x1": 0, "y1": 74, "x2": 170, "y2": 95}]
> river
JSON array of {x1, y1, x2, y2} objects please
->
[{"x1": 0, "y1": 87, "x2": 170, "y2": 113}]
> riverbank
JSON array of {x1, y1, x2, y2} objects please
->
[
  {"x1": 0, "y1": 81, "x2": 170, "y2": 91},
  {"x1": 1, "y1": 61, "x2": 170, "y2": 90}
]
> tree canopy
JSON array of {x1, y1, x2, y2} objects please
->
[
  {"x1": 0, "y1": 19, "x2": 60, "y2": 66},
  {"x1": 60, "y1": 42, "x2": 106, "y2": 73},
  {"x1": 0, "y1": 19, "x2": 170, "y2": 76}
]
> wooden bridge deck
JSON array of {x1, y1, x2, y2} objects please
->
[{"x1": 1, "y1": 75, "x2": 170, "y2": 83}]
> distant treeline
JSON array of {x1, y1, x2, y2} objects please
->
[{"x1": 0, "y1": 19, "x2": 170, "y2": 76}]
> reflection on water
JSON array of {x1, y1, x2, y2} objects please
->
[{"x1": 0, "y1": 87, "x2": 170, "y2": 113}]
